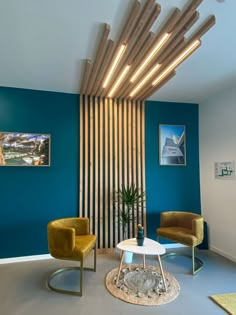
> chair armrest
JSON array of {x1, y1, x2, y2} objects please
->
[
  {"x1": 73, "y1": 217, "x2": 90, "y2": 235},
  {"x1": 192, "y1": 217, "x2": 204, "y2": 243},
  {"x1": 48, "y1": 224, "x2": 75, "y2": 257}
]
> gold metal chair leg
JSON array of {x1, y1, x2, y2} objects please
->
[
  {"x1": 161, "y1": 247, "x2": 204, "y2": 275},
  {"x1": 192, "y1": 246, "x2": 204, "y2": 275},
  {"x1": 47, "y1": 266, "x2": 83, "y2": 296},
  {"x1": 94, "y1": 244, "x2": 97, "y2": 272},
  {"x1": 80, "y1": 260, "x2": 83, "y2": 296},
  {"x1": 47, "y1": 245, "x2": 97, "y2": 296}
]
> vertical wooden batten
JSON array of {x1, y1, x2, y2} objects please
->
[
  {"x1": 94, "y1": 97, "x2": 99, "y2": 238},
  {"x1": 79, "y1": 96, "x2": 146, "y2": 248},
  {"x1": 141, "y1": 101, "x2": 146, "y2": 235},
  {"x1": 79, "y1": 94, "x2": 84, "y2": 216},
  {"x1": 99, "y1": 97, "x2": 104, "y2": 249},
  {"x1": 84, "y1": 95, "x2": 89, "y2": 218},
  {"x1": 113, "y1": 99, "x2": 118, "y2": 245},
  {"x1": 104, "y1": 97, "x2": 109, "y2": 248},
  {"x1": 89, "y1": 96, "x2": 94, "y2": 233},
  {"x1": 109, "y1": 98, "x2": 114, "y2": 247},
  {"x1": 118, "y1": 99, "x2": 123, "y2": 241}
]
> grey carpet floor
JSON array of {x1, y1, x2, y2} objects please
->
[{"x1": 0, "y1": 249, "x2": 236, "y2": 315}]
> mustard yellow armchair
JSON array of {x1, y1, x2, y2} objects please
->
[
  {"x1": 156, "y1": 211, "x2": 204, "y2": 275},
  {"x1": 47, "y1": 217, "x2": 96, "y2": 296}
]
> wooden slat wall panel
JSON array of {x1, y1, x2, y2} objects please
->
[
  {"x1": 137, "y1": 101, "x2": 142, "y2": 226},
  {"x1": 123, "y1": 99, "x2": 128, "y2": 235},
  {"x1": 79, "y1": 95, "x2": 84, "y2": 216},
  {"x1": 104, "y1": 98, "x2": 109, "y2": 248},
  {"x1": 99, "y1": 97, "x2": 104, "y2": 248},
  {"x1": 141, "y1": 101, "x2": 147, "y2": 236},
  {"x1": 94, "y1": 97, "x2": 99, "y2": 238},
  {"x1": 128, "y1": 99, "x2": 133, "y2": 236},
  {"x1": 79, "y1": 97, "x2": 146, "y2": 248},
  {"x1": 113, "y1": 99, "x2": 118, "y2": 245},
  {"x1": 109, "y1": 98, "x2": 113, "y2": 247},
  {"x1": 118, "y1": 100, "x2": 123, "y2": 241},
  {"x1": 84, "y1": 96, "x2": 89, "y2": 218}
]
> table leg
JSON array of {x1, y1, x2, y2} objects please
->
[
  {"x1": 143, "y1": 254, "x2": 146, "y2": 268},
  {"x1": 157, "y1": 255, "x2": 167, "y2": 292},
  {"x1": 116, "y1": 250, "x2": 125, "y2": 285}
]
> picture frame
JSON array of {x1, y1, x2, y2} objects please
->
[
  {"x1": 0, "y1": 132, "x2": 50, "y2": 167},
  {"x1": 159, "y1": 124, "x2": 186, "y2": 166}
]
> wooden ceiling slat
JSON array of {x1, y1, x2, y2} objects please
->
[
  {"x1": 129, "y1": 9, "x2": 200, "y2": 89},
  {"x1": 126, "y1": 4, "x2": 161, "y2": 65},
  {"x1": 126, "y1": 0, "x2": 157, "y2": 47},
  {"x1": 183, "y1": 0, "x2": 203, "y2": 13},
  {"x1": 115, "y1": 32, "x2": 155, "y2": 98},
  {"x1": 117, "y1": 0, "x2": 141, "y2": 45},
  {"x1": 159, "y1": 15, "x2": 215, "y2": 69},
  {"x1": 159, "y1": 38, "x2": 186, "y2": 65},
  {"x1": 123, "y1": 36, "x2": 186, "y2": 99},
  {"x1": 115, "y1": 8, "x2": 182, "y2": 99},
  {"x1": 133, "y1": 10, "x2": 198, "y2": 79},
  {"x1": 80, "y1": 59, "x2": 91, "y2": 95},
  {"x1": 100, "y1": 1, "x2": 141, "y2": 96},
  {"x1": 86, "y1": 24, "x2": 110, "y2": 95},
  {"x1": 93, "y1": 39, "x2": 114, "y2": 96},
  {"x1": 109, "y1": 3, "x2": 160, "y2": 95},
  {"x1": 156, "y1": 11, "x2": 199, "y2": 63},
  {"x1": 126, "y1": 8, "x2": 181, "y2": 84},
  {"x1": 102, "y1": 0, "x2": 158, "y2": 97},
  {"x1": 80, "y1": 0, "x2": 215, "y2": 101},
  {"x1": 189, "y1": 16, "x2": 216, "y2": 41},
  {"x1": 138, "y1": 71, "x2": 176, "y2": 101}
]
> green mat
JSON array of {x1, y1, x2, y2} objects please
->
[{"x1": 210, "y1": 293, "x2": 236, "y2": 315}]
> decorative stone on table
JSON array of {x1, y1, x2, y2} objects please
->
[{"x1": 136, "y1": 224, "x2": 144, "y2": 246}]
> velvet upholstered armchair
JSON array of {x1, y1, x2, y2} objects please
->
[
  {"x1": 156, "y1": 211, "x2": 204, "y2": 275},
  {"x1": 47, "y1": 217, "x2": 97, "y2": 296}
]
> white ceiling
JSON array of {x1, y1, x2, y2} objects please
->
[{"x1": 0, "y1": 0, "x2": 234, "y2": 103}]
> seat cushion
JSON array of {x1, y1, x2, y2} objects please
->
[
  {"x1": 157, "y1": 227, "x2": 200, "y2": 247},
  {"x1": 72, "y1": 235, "x2": 97, "y2": 260}
]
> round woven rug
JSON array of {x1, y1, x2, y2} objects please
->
[{"x1": 105, "y1": 264, "x2": 180, "y2": 306}]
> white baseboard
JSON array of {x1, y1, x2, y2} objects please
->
[
  {"x1": 0, "y1": 254, "x2": 52, "y2": 264},
  {"x1": 0, "y1": 243, "x2": 186, "y2": 265},
  {"x1": 210, "y1": 245, "x2": 236, "y2": 263}
]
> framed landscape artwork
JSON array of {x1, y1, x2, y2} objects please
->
[
  {"x1": 159, "y1": 124, "x2": 186, "y2": 166},
  {"x1": 0, "y1": 132, "x2": 50, "y2": 166}
]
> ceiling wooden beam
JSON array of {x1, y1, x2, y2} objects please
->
[
  {"x1": 86, "y1": 24, "x2": 110, "y2": 95},
  {"x1": 80, "y1": 0, "x2": 216, "y2": 101}
]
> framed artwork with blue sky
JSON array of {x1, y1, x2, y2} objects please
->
[
  {"x1": 159, "y1": 124, "x2": 186, "y2": 166},
  {"x1": 0, "y1": 132, "x2": 50, "y2": 166}
]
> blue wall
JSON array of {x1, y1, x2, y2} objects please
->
[
  {"x1": 0, "y1": 87, "x2": 79, "y2": 258},
  {"x1": 145, "y1": 100, "x2": 201, "y2": 241},
  {"x1": 0, "y1": 88, "x2": 201, "y2": 258}
]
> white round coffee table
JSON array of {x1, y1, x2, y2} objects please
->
[{"x1": 116, "y1": 238, "x2": 167, "y2": 291}]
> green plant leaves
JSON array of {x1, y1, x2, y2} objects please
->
[
  {"x1": 115, "y1": 183, "x2": 145, "y2": 209},
  {"x1": 115, "y1": 183, "x2": 145, "y2": 235}
]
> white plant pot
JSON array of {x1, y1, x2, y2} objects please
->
[{"x1": 123, "y1": 251, "x2": 133, "y2": 264}]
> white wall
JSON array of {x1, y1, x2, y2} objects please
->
[{"x1": 199, "y1": 85, "x2": 236, "y2": 262}]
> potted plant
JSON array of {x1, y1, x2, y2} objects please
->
[
  {"x1": 115, "y1": 183, "x2": 145, "y2": 263},
  {"x1": 115, "y1": 183, "x2": 145, "y2": 240}
]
